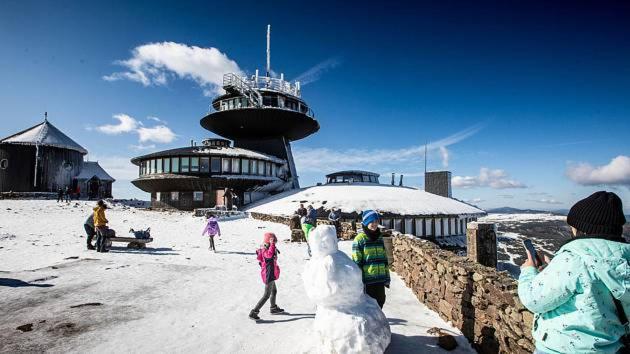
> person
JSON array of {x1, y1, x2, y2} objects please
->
[
  {"x1": 249, "y1": 232, "x2": 284, "y2": 320},
  {"x1": 202, "y1": 214, "x2": 221, "y2": 252},
  {"x1": 352, "y1": 210, "x2": 390, "y2": 309},
  {"x1": 64, "y1": 186, "x2": 71, "y2": 202},
  {"x1": 56, "y1": 187, "x2": 64, "y2": 202},
  {"x1": 518, "y1": 191, "x2": 629, "y2": 354},
  {"x1": 301, "y1": 205, "x2": 317, "y2": 257},
  {"x1": 84, "y1": 213, "x2": 96, "y2": 250},
  {"x1": 328, "y1": 207, "x2": 341, "y2": 235},
  {"x1": 296, "y1": 203, "x2": 307, "y2": 218},
  {"x1": 93, "y1": 200, "x2": 110, "y2": 253}
]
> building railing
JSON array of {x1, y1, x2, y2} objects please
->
[
  {"x1": 212, "y1": 96, "x2": 315, "y2": 118},
  {"x1": 223, "y1": 73, "x2": 301, "y2": 98}
]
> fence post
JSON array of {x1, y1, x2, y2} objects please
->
[{"x1": 466, "y1": 222, "x2": 497, "y2": 268}]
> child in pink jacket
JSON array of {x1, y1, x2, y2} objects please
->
[
  {"x1": 202, "y1": 214, "x2": 221, "y2": 252},
  {"x1": 249, "y1": 232, "x2": 284, "y2": 320}
]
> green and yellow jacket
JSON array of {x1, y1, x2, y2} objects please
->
[{"x1": 352, "y1": 230, "x2": 390, "y2": 285}]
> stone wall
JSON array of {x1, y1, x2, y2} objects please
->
[{"x1": 393, "y1": 235, "x2": 534, "y2": 354}]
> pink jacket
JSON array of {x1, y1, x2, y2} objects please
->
[
  {"x1": 202, "y1": 217, "x2": 221, "y2": 237},
  {"x1": 257, "y1": 242, "x2": 280, "y2": 284}
]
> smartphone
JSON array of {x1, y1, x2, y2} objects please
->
[{"x1": 523, "y1": 239, "x2": 541, "y2": 267}]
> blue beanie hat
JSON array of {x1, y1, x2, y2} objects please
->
[{"x1": 362, "y1": 210, "x2": 380, "y2": 226}]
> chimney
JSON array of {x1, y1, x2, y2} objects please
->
[
  {"x1": 190, "y1": 139, "x2": 194, "y2": 147},
  {"x1": 391, "y1": 173, "x2": 395, "y2": 186},
  {"x1": 399, "y1": 174, "x2": 404, "y2": 186},
  {"x1": 424, "y1": 171, "x2": 452, "y2": 198}
]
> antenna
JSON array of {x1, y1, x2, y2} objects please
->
[
  {"x1": 266, "y1": 24, "x2": 271, "y2": 77},
  {"x1": 44, "y1": 111, "x2": 48, "y2": 122}
]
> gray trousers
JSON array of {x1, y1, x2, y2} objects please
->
[{"x1": 253, "y1": 280, "x2": 277, "y2": 312}]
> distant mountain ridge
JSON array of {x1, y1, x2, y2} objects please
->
[{"x1": 487, "y1": 207, "x2": 565, "y2": 215}]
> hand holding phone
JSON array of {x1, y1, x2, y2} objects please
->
[{"x1": 523, "y1": 239, "x2": 543, "y2": 268}]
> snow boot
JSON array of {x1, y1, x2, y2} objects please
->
[
  {"x1": 87, "y1": 244, "x2": 96, "y2": 250},
  {"x1": 270, "y1": 305, "x2": 285, "y2": 314},
  {"x1": 249, "y1": 310, "x2": 260, "y2": 320}
]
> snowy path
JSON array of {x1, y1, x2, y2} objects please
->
[{"x1": 0, "y1": 200, "x2": 473, "y2": 353}]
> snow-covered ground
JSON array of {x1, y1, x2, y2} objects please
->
[{"x1": 0, "y1": 200, "x2": 473, "y2": 353}]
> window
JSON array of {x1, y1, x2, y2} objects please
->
[
  {"x1": 181, "y1": 157, "x2": 190, "y2": 172},
  {"x1": 242, "y1": 159, "x2": 250, "y2": 174},
  {"x1": 271, "y1": 164, "x2": 276, "y2": 177},
  {"x1": 0, "y1": 158, "x2": 8, "y2": 169},
  {"x1": 141, "y1": 161, "x2": 147, "y2": 175},
  {"x1": 172, "y1": 158, "x2": 179, "y2": 173},
  {"x1": 363, "y1": 175, "x2": 370, "y2": 182},
  {"x1": 211, "y1": 157, "x2": 221, "y2": 173},
  {"x1": 250, "y1": 160, "x2": 257, "y2": 175},
  {"x1": 164, "y1": 158, "x2": 171, "y2": 173},
  {"x1": 258, "y1": 161, "x2": 265, "y2": 175},
  {"x1": 193, "y1": 191, "x2": 203, "y2": 201},
  {"x1": 149, "y1": 160, "x2": 154, "y2": 174},
  {"x1": 200, "y1": 157, "x2": 209, "y2": 173},
  {"x1": 156, "y1": 159, "x2": 163, "y2": 173},
  {"x1": 231, "y1": 158, "x2": 240, "y2": 173},
  {"x1": 266, "y1": 162, "x2": 272, "y2": 176},
  {"x1": 190, "y1": 157, "x2": 199, "y2": 172},
  {"x1": 156, "y1": 192, "x2": 161, "y2": 201},
  {"x1": 222, "y1": 158, "x2": 231, "y2": 173},
  {"x1": 171, "y1": 192, "x2": 179, "y2": 201},
  {"x1": 63, "y1": 161, "x2": 73, "y2": 171}
]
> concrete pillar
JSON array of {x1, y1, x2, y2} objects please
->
[{"x1": 466, "y1": 222, "x2": 497, "y2": 268}]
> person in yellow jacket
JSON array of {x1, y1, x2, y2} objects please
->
[{"x1": 93, "y1": 200, "x2": 110, "y2": 253}]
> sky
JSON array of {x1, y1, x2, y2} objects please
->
[{"x1": 0, "y1": 0, "x2": 629, "y2": 212}]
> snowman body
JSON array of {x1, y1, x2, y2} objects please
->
[{"x1": 303, "y1": 225, "x2": 391, "y2": 353}]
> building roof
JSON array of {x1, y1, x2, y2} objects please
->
[
  {"x1": 246, "y1": 183, "x2": 486, "y2": 217},
  {"x1": 325, "y1": 170, "x2": 380, "y2": 178},
  {"x1": 0, "y1": 120, "x2": 88, "y2": 154},
  {"x1": 130, "y1": 145, "x2": 286, "y2": 165},
  {"x1": 75, "y1": 161, "x2": 115, "y2": 182}
]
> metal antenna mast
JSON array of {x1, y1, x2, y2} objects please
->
[{"x1": 266, "y1": 24, "x2": 271, "y2": 77}]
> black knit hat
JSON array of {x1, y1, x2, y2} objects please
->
[{"x1": 567, "y1": 191, "x2": 626, "y2": 237}]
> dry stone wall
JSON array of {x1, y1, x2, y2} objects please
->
[{"x1": 393, "y1": 235, "x2": 534, "y2": 354}]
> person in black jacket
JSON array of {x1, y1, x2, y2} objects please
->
[{"x1": 84, "y1": 214, "x2": 96, "y2": 250}]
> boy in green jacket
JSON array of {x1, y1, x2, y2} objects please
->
[
  {"x1": 518, "y1": 191, "x2": 629, "y2": 354},
  {"x1": 352, "y1": 209, "x2": 390, "y2": 308}
]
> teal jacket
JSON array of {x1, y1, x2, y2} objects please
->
[{"x1": 518, "y1": 238, "x2": 630, "y2": 354}]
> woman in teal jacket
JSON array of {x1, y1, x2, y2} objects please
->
[{"x1": 518, "y1": 191, "x2": 629, "y2": 354}]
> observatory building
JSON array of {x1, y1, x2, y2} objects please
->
[{"x1": 131, "y1": 26, "x2": 319, "y2": 210}]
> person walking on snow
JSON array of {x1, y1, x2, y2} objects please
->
[
  {"x1": 84, "y1": 214, "x2": 96, "y2": 250},
  {"x1": 93, "y1": 200, "x2": 110, "y2": 253},
  {"x1": 518, "y1": 191, "x2": 629, "y2": 354},
  {"x1": 301, "y1": 205, "x2": 317, "y2": 257},
  {"x1": 352, "y1": 210, "x2": 390, "y2": 309},
  {"x1": 249, "y1": 232, "x2": 284, "y2": 320},
  {"x1": 202, "y1": 214, "x2": 221, "y2": 252}
]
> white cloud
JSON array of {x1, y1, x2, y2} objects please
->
[
  {"x1": 147, "y1": 116, "x2": 164, "y2": 123},
  {"x1": 566, "y1": 155, "x2": 630, "y2": 186},
  {"x1": 439, "y1": 146, "x2": 449, "y2": 168},
  {"x1": 103, "y1": 42, "x2": 242, "y2": 95},
  {"x1": 465, "y1": 198, "x2": 485, "y2": 204},
  {"x1": 137, "y1": 125, "x2": 176, "y2": 143},
  {"x1": 452, "y1": 168, "x2": 527, "y2": 189},
  {"x1": 527, "y1": 198, "x2": 563, "y2": 205},
  {"x1": 498, "y1": 194, "x2": 515, "y2": 199},
  {"x1": 294, "y1": 124, "x2": 483, "y2": 173},
  {"x1": 293, "y1": 57, "x2": 342, "y2": 85},
  {"x1": 88, "y1": 155, "x2": 138, "y2": 181},
  {"x1": 93, "y1": 114, "x2": 176, "y2": 145},
  {"x1": 96, "y1": 114, "x2": 140, "y2": 135}
]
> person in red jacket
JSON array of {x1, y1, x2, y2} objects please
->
[{"x1": 249, "y1": 232, "x2": 284, "y2": 320}]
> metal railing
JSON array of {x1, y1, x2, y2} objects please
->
[
  {"x1": 223, "y1": 73, "x2": 301, "y2": 98},
  {"x1": 223, "y1": 73, "x2": 263, "y2": 107}
]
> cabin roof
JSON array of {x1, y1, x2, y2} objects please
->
[
  {"x1": 76, "y1": 161, "x2": 115, "y2": 182},
  {"x1": 0, "y1": 120, "x2": 88, "y2": 154}
]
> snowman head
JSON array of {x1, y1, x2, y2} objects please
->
[{"x1": 308, "y1": 225, "x2": 338, "y2": 258}]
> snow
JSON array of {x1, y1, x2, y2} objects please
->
[
  {"x1": 1, "y1": 120, "x2": 88, "y2": 154},
  {"x1": 303, "y1": 225, "x2": 390, "y2": 353},
  {"x1": 480, "y1": 213, "x2": 566, "y2": 223},
  {"x1": 246, "y1": 184, "x2": 486, "y2": 217},
  {"x1": 0, "y1": 200, "x2": 474, "y2": 353}
]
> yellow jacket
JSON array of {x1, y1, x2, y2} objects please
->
[{"x1": 93, "y1": 206, "x2": 108, "y2": 227}]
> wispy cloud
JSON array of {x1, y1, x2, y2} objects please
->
[
  {"x1": 452, "y1": 168, "x2": 527, "y2": 189},
  {"x1": 527, "y1": 198, "x2": 563, "y2": 205},
  {"x1": 498, "y1": 194, "x2": 515, "y2": 199},
  {"x1": 465, "y1": 198, "x2": 485, "y2": 204},
  {"x1": 103, "y1": 42, "x2": 242, "y2": 95},
  {"x1": 94, "y1": 114, "x2": 176, "y2": 145},
  {"x1": 294, "y1": 124, "x2": 483, "y2": 173},
  {"x1": 293, "y1": 57, "x2": 342, "y2": 85},
  {"x1": 566, "y1": 155, "x2": 630, "y2": 186}
]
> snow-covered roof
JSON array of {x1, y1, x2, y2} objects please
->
[
  {"x1": 0, "y1": 120, "x2": 88, "y2": 154},
  {"x1": 75, "y1": 162, "x2": 115, "y2": 182},
  {"x1": 246, "y1": 183, "x2": 486, "y2": 217}
]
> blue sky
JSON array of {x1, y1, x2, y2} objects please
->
[{"x1": 1, "y1": 0, "x2": 629, "y2": 212}]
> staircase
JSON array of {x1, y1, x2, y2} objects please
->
[{"x1": 223, "y1": 73, "x2": 263, "y2": 107}]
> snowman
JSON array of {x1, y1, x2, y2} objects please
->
[{"x1": 302, "y1": 225, "x2": 391, "y2": 353}]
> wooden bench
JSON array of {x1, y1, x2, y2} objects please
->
[{"x1": 106, "y1": 237, "x2": 153, "y2": 249}]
